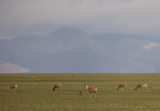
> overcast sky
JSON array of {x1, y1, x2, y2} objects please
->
[{"x1": 0, "y1": 0, "x2": 160, "y2": 39}]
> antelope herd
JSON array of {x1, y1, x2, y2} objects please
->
[
  {"x1": 10, "y1": 74, "x2": 148, "y2": 98},
  {"x1": 117, "y1": 83, "x2": 148, "y2": 91}
]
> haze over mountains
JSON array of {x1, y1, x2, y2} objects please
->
[{"x1": 0, "y1": 27, "x2": 160, "y2": 73}]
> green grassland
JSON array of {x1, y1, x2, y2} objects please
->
[{"x1": 0, "y1": 73, "x2": 160, "y2": 111}]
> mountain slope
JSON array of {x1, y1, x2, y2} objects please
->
[{"x1": 0, "y1": 27, "x2": 160, "y2": 73}]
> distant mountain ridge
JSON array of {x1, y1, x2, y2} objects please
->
[{"x1": 0, "y1": 27, "x2": 160, "y2": 73}]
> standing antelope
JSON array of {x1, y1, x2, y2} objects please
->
[
  {"x1": 79, "y1": 91, "x2": 82, "y2": 97},
  {"x1": 117, "y1": 83, "x2": 127, "y2": 91},
  {"x1": 135, "y1": 83, "x2": 147, "y2": 91},
  {"x1": 72, "y1": 74, "x2": 75, "y2": 78},
  {"x1": 84, "y1": 83, "x2": 97, "y2": 98},
  {"x1": 53, "y1": 83, "x2": 62, "y2": 91},
  {"x1": 10, "y1": 84, "x2": 17, "y2": 90}
]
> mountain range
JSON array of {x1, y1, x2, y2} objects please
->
[{"x1": 0, "y1": 27, "x2": 160, "y2": 73}]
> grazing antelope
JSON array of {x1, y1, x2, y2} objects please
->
[
  {"x1": 53, "y1": 83, "x2": 62, "y2": 92},
  {"x1": 10, "y1": 84, "x2": 17, "y2": 90},
  {"x1": 79, "y1": 91, "x2": 82, "y2": 97},
  {"x1": 135, "y1": 83, "x2": 147, "y2": 91},
  {"x1": 84, "y1": 83, "x2": 97, "y2": 98},
  {"x1": 117, "y1": 83, "x2": 127, "y2": 91}
]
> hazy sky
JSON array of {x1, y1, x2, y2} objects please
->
[{"x1": 0, "y1": 0, "x2": 160, "y2": 39}]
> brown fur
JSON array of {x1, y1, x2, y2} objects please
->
[
  {"x1": 10, "y1": 84, "x2": 17, "y2": 90},
  {"x1": 84, "y1": 83, "x2": 97, "y2": 98},
  {"x1": 117, "y1": 83, "x2": 127, "y2": 91},
  {"x1": 72, "y1": 74, "x2": 75, "y2": 78},
  {"x1": 53, "y1": 83, "x2": 62, "y2": 91},
  {"x1": 135, "y1": 83, "x2": 147, "y2": 91},
  {"x1": 79, "y1": 91, "x2": 82, "y2": 97}
]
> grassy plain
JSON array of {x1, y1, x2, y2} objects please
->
[{"x1": 0, "y1": 73, "x2": 160, "y2": 111}]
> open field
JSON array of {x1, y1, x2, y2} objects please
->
[{"x1": 0, "y1": 73, "x2": 160, "y2": 111}]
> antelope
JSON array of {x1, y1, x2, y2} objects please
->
[
  {"x1": 53, "y1": 83, "x2": 62, "y2": 91},
  {"x1": 10, "y1": 84, "x2": 17, "y2": 90},
  {"x1": 72, "y1": 74, "x2": 75, "y2": 78},
  {"x1": 84, "y1": 83, "x2": 97, "y2": 98},
  {"x1": 117, "y1": 83, "x2": 127, "y2": 91},
  {"x1": 79, "y1": 91, "x2": 82, "y2": 97},
  {"x1": 135, "y1": 83, "x2": 147, "y2": 91}
]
